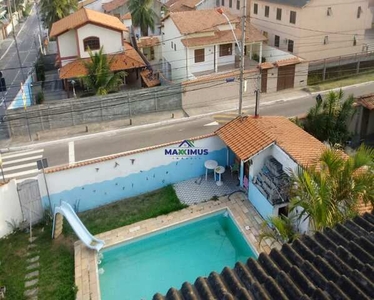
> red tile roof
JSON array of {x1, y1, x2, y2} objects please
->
[
  {"x1": 216, "y1": 116, "x2": 325, "y2": 166},
  {"x1": 356, "y1": 94, "x2": 374, "y2": 110},
  {"x1": 50, "y1": 8, "x2": 127, "y2": 37},
  {"x1": 59, "y1": 43, "x2": 145, "y2": 79},
  {"x1": 102, "y1": 0, "x2": 128, "y2": 12}
]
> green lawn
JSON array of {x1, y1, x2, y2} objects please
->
[
  {"x1": 308, "y1": 71, "x2": 374, "y2": 92},
  {"x1": 0, "y1": 186, "x2": 187, "y2": 300}
]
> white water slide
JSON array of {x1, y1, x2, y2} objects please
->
[{"x1": 52, "y1": 202, "x2": 105, "y2": 252}]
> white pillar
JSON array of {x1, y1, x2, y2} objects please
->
[{"x1": 259, "y1": 42, "x2": 263, "y2": 64}]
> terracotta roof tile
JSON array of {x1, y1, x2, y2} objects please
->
[
  {"x1": 137, "y1": 36, "x2": 160, "y2": 48},
  {"x1": 181, "y1": 24, "x2": 266, "y2": 47},
  {"x1": 216, "y1": 116, "x2": 325, "y2": 166},
  {"x1": 50, "y1": 8, "x2": 127, "y2": 37},
  {"x1": 45, "y1": 133, "x2": 215, "y2": 173},
  {"x1": 169, "y1": 8, "x2": 239, "y2": 35},
  {"x1": 356, "y1": 94, "x2": 374, "y2": 110},
  {"x1": 165, "y1": 0, "x2": 200, "y2": 12},
  {"x1": 102, "y1": 0, "x2": 128, "y2": 12},
  {"x1": 140, "y1": 69, "x2": 161, "y2": 87},
  {"x1": 121, "y1": 12, "x2": 131, "y2": 20},
  {"x1": 259, "y1": 62, "x2": 274, "y2": 69},
  {"x1": 275, "y1": 57, "x2": 304, "y2": 67},
  {"x1": 59, "y1": 43, "x2": 145, "y2": 79}
]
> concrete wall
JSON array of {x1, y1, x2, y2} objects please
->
[
  {"x1": 39, "y1": 135, "x2": 227, "y2": 212},
  {"x1": 6, "y1": 84, "x2": 182, "y2": 137},
  {"x1": 77, "y1": 24, "x2": 123, "y2": 58},
  {"x1": 250, "y1": 0, "x2": 373, "y2": 60},
  {"x1": 265, "y1": 67, "x2": 278, "y2": 93},
  {"x1": 0, "y1": 180, "x2": 23, "y2": 238},
  {"x1": 248, "y1": 180, "x2": 274, "y2": 220},
  {"x1": 294, "y1": 62, "x2": 309, "y2": 88},
  {"x1": 188, "y1": 45, "x2": 215, "y2": 74}
]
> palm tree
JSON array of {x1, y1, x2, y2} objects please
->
[
  {"x1": 40, "y1": 0, "x2": 78, "y2": 32},
  {"x1": 82, "y1": 47, "x2": 126, "y2": 96},
  {"x1": 259, "y1": 215, "x2": 299, "y2": 246},
  {"x1": 290, "y1": 145, "x2": 374, "y2": 231},
  {"x1": 128, "y1": 0, "x2": 157, "y2": 36},
  {"x1": 303, "y1": 89, "x2": 355, "y2": 146}
]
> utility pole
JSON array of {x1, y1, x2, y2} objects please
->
[
  {"x1": 8, "y1": 0, "x2": 25, "y2": 83},
  {"x1": 238, "y1": 0, "x2": 247, "y2": 116}
]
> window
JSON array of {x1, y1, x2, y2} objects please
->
[
  {"x1": 219, "y1": 43, "x2": 232, "y2": 56},
  {"x1": 288, "y1": 39, "x2": 294, "y2": 52},
  {"x1": 274, "y1": 35, "x2": 280, "y2": 47},
  {"x1": 236, "y1": 0, "x2": 240, "y2": 10},
  {"x1": 253, "y1": 3, "x2": 258, "y2": 14},
  {"x1": 327, "y1": 7, "x2": 332, "y2": 16},
  {"x1": 324, "y1": 36, "x2": 329, "y2": 45},
  {"x1": 216, "y1": 0, "x2": 220, "y2": 6},
  {"x1": 174, "y1": 44, "x2": 176, "y2": 51},
  {"x1": 83, "y1": 36, "x2": 100, "y2": 51},
  {"x1": 353, "y1": 36, "x2": 357, "y2": 46},
  {"x1": 194, "y1": 49, "x2": 205, "y2": 63},
  {"x1": 290, "y1": 11, "x2": 296, "y2": 24},
  {"x1": 229, "y1": 0, "x2": 232, "y2": 7},
  {"x1": 221, "y1": 0, "x2": 224, "y2": 6},
  {"x1": 357, "y1": 6, "x2": 363, "y2": 18},
  {"x1": 276, "y1": 8, "x2": 282, "y2": 20},
  {"x1": 265, "y1": 5, "x2": 269, "y2": 17},
  {"x1": 171, "y1": 41, "x2": 173, "y2": 49}
]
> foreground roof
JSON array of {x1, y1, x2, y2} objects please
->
[
  {"x1": 154, "y1": 212, "x2": 374, "y2": 300},
  {"x1": 356, "y1": 94, "x2": 374, "y2": 111},
  {"x1": 215, "y1": 116, "x2": 325, "y2": 166},
  {"x1": 256, "y1": 0, "x2": 309, "y2": 7},
  {"x1": 59, "y1": 43, "x2": 145, "y2": 79},
  {"x1": 50, "y1": 8, "x2": 127, "y2": 37}
]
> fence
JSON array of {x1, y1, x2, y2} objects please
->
[
  {"x1": 5, "y1": 84, "x2": 182, "y2": 136},
  {"x1": 308, "y1": 52, "x2": 374, "y2": 84}
]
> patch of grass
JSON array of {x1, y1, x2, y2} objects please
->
[
  {"x1": 0, "y1": 186, "x2": 186, "y2": 300},
  {"x1": 308, "y1": 70, "x2": 374, "y2": 92},
  {"x1": 65, "y1": 185, "x2": 188, "y2": 235}
]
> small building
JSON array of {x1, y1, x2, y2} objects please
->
[
  {"x1": 250, "y1": 0, "x2": 373, "y2": 61},
  {"x1": 137, "y1": 36, "x2": 162, "y2": 70},
  {"x1": 352, "y1": 94, "x2": 374, "y2": 145},
  {"x1": 216, "y1": 115, "x2": 326, "y2": 233},
  {"x1": 49, "y1": 8, "x2": 146, "y2": 94}
]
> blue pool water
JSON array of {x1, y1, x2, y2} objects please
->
[{"x1": 99, "y1": 210, "x2": 257, "y2": 300}]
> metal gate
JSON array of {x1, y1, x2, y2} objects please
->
[
  {"x1": 17, "y1": 179, "x2": 44, "y2": 225},
  {"x1": 277, "y1": 65, "x2": 295, "y2": 91}
]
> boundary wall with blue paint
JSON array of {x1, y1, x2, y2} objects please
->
[
  {"x1": 38, "y1": 135, "x2": 227, "y2": 212},
  {"x1": 8, "y1": 76, "x2": 33, "y2": 110}
]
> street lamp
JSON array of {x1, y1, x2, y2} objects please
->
[{"x1": 217, "y1": 5, "x2": 247, "y2": 116}]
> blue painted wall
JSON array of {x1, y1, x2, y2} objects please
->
[
  {"x1": 248, "y1": 178, "x2": 273, "y2": 220},
  {"x1": 43, "y1": 148, "x2": 227, "y2": 212}
]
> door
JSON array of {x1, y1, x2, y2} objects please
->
[
  {"x1": 360, "y1": 107, "x2": 370, "y2": 138},
  {"x1": 261, "y1": 69, "x2": 268, "y2": 93},
  {"x1": 277, "y1": 65, "x2": 295, "y2": 91},
  {"x1": 17, "y1": 179, "x2": 43, "y2": 225}
]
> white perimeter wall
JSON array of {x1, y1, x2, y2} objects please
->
[{"x1": 0, "y1": 180, "x2": 23, "y2": 238}]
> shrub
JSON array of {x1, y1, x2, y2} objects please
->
[{"x1": 36, "y1": 91, "x2": 44, "y2": 104}]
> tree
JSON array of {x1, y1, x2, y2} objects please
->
[
  {"x1": 259, "y1": 215, "x2": 299, "y2": 246},
  {"x1": 128, "y1": 0, "x2": 157, "y2": 36},
  {"x1": 40, "y1": 0, "x2": 78, "y2": 32},
  {"x1": 290, "y1": 145, "x2": 374, "y2": 231},
  {"x1": 82, "y1": 47, "x2": 126, "y2": 96},
  {"x1": 303, "y1": 89, "x2": 355, "y2": 145}
]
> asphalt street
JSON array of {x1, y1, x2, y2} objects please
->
[{"x1": 1, "y1": 6, "x2": 41, "y2": 107}]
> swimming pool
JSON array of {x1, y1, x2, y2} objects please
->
[{"x1": 99, "y1": 210, "x2": 257, "y2": 300}]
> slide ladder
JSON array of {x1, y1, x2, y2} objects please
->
[{"x1": 52, "y1": 202, "x2": 105, "y2": 252}]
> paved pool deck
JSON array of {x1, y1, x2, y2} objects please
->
[{"x1": 74, "y1": 193, "x2": 281, "y2": 300}]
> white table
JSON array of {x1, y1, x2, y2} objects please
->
[
  {"x1": 215, "y1": 166, "x2": 225, "y2": 186},
  {"x1": 205, "y1": 160, "x2": 218, "y2": 181}
]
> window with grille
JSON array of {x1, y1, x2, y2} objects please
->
[
  {"x1": 353, "y1": 36, "x2": 357, "y2": 46},
  {"x1": 221, "y1": 0, "x2": 225, "y2": 6},
  {"x1": 194, "y1": 49, "x2": 205, "y2": 63},
  {"x1": 324, "y1": 36, "x2": 329, "y2": 45},
  {"x1": 265, "y1": 6, "x2": 269, "y2": 17},
  {"x1": 274, "y1": 35, "x2": 280, "y2": 47},
  {"x1": 276, "y1": 8, "x2": 282, "y2": 20},
  {"x1": 288, "y1": 39, "x2": 294, "y2": 52},
  {"x1": 290, "y1": 11, "x2": 296, "y2": 24},
  {"x1": 327, "y1": 7, "x2": 332, "y2": 16},
  {"x1": 253, "y1": 3, "x2": 258, "y2": 14},
  {"x1": 236, "y1": 0, "x2": 240, "y2": 10},
  {"x1": 83, "y1": 36, "x2": 100, "y2": 51},
  {"x1": 220, "y1": 43, "x2": 232, "y2": 56}
]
